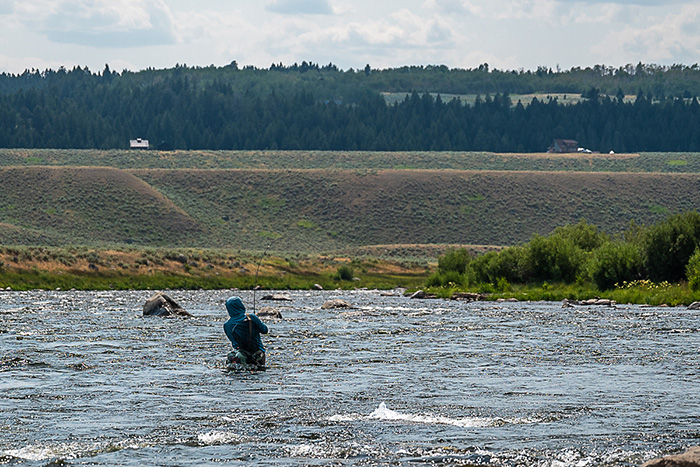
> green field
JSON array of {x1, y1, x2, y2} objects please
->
[
  {"x1": 381, "y1": 92, "x2": 600, "y2": 106},
  {"x1": 4, "y1": 148, "x2": 700, "y2": 172}
]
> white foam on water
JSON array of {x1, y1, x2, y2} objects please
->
[
  {"x1": 287, "y1": 441, "x2": 380, "y2": 459},
  {"x1": 357, "y1": 403, "x2": 550, "y2": 428},
  {"x1": 3, "y1": 442, "x2": 100, "y2": 461},
  {"x1": 368, "y1": 402, "x2": 498, "y2": 428},
  {"x1": 197, "y1": 430, "x2": 243, "y2": 445},
  {"x1": 328, "y1": 402, "x2": 524, "y2": 428},
  {"x1": 4, "y1": 445, "x2": 56, "y2": 461},
  {"x1": 288, "y1": 443, "x2": 319, "y2": 457},
  {"x1": 327, "y1": 413, "x2": 362, "y2": 422}
]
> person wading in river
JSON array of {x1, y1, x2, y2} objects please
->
[{"x1": 223, "y1": 296, "x2": 269, "y2": 367}]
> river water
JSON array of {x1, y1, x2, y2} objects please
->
[{"x1": 1, "y1": 289, "x2": 699, "y2": 466}]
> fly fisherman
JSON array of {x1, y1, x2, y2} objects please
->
[{"x1": 223, "y1": 296, "x2": 268, "y2": 368}]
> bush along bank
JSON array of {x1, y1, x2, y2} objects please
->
[{"x1": 425, "y1": 213, "x2": 700, "y2": 306}]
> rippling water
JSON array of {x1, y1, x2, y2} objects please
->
[{"x1": 1, "y1": 289, "x2": 699, "y2": 466}]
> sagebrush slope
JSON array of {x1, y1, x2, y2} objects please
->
[{"x1": 0, "y1": 167, "x2": 203, "y2": 246}]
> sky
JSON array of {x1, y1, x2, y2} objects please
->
[{"x1": 1, "y1": 0, "x2": 699, "y2": 74}]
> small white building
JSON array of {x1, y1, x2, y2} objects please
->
[{"x1": 129, "y1": 138, "x2": 149, "y2": 149}]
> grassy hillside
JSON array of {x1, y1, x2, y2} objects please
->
[
  {"x1": 1, "y1": 163, "x2": 700, "y2": 252},
  {"x1": 3, "y1": 149, "x2": 700, "y2": 173},
  {"x1": 133, "y1": 169, "x2": 700, "y2": 249},
  {"x1": 0, "y1": 166, "x2": 202, "y2": 246}
]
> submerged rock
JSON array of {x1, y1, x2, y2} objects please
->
[
  {"x1": 142, "y1": 292, "x2": 192, "y2": 317},
  {"x1": 256, "y1": 307, "x2": 283, "y2": 319},
  {"x1": 408, "y1": 290, "x2": 438, "y2": 299},
  {"x1": 261, "y1": 294, "x2": 293, "y2": 301},
  {"x1": 688, "y1": 301, "x2": 700, "y2": 310},
  {"x1": 579, "y1": 298, "x2": 616, "y2": 306},
  {"x1": 321, "y1": 299, "x2": 353, "y2": 309},
  {"x1": 451, "y1": 292, "x2": 487, "y2": 301},
  {"x1": 641, "y1": 446, "x2": 700, "y2": 467}
]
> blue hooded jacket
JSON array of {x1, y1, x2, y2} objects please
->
[{"x1": 223, "y1": 296, "x2": 268, "y2": 353}]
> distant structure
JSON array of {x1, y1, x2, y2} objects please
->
[
  {"x1": 548, "y1": 139, "x2": 578, "y2": 153},
  {"x1": 129, "y1": 138, "x2": 149, "y2": 150}
]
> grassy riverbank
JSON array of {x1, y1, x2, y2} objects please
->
[
  {"x1": 0, "y1": 246, "x2": 429, "y2": 291},
  {"x1": 425, "y1": 280, "x2": 700, "y2": 306},
  {"x1": 1, "y1": 246, "x2": 697, "y2": 307}
]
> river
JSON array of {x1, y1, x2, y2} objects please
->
[{"x1": 1, "y1": 289, "x2": 698, "y2": 466}]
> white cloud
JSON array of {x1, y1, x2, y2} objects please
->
[
  {"x1": 1, "y1": 0, "x2": 700, "y2": 74},
  {"x1": 18, "y1": 0, "x2": 177, "y2": 48},
  {"x1": 591, "y1": 4, "x2": 700, "y2": 63},
  {"x1": 422, "y1": 0, "x2": 484, "y2": 16},
  {"x1": 495, "y1": 0, "x2": 562, "y2": 20}
]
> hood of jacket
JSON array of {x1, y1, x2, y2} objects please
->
[{"x1": 225, "y1": 296, "x2": 246, "y2": 318}]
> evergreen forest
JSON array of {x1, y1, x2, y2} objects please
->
[{"x1": 2, "y1": 62, "x2": 700, "y2": 152}]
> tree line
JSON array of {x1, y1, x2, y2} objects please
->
[{"x1": 1, "y1": 63, "x2": 700, "y2": 151}]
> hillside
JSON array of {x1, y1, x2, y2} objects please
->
[
  {"x1": 0, "y1": 166, "x2": 202, "y2": 246},
  {"x1": 133, "y1": 169, "x2": 700, "y2": 249},
  {"x1": 1, "y1": 161, "x2": 700, "y2": 253}
]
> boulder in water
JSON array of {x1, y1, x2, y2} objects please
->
[
  {"x1": 579, "y1": 298, "x2": 616, "y2": 306},
  {"x1": 408, "y1": 290, "x2": 438, "y2": 299},
  {"x1": 256, "y1": 307, "x2": 283, "y2": 319},
  {"x1": 641, "y1": 446, "x2": 700, "y2": 467},
  {"x1": 321, "y1": 299, "x2": 353, "y2": 309},
  {"x1": 451, "y1": 292, "x2": 486, "y2": 301},
  {"x1": 143, "y1": 292, "x2": 192, "y2": 317},
  {"x1": 261, "y1": 293, "x2": 293, "y2": 301}
]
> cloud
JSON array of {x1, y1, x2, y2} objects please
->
[
  {"x1": 564, "y1": 0, "x2": 683, "y2": 4},
  {"x1": 422, "y1": 0, "x2": 484, "y2": 16},
  {"x1": 591, "y1": 4, "x2": 700, "y2": 63},
  {"x1": 0, "y1": 0, "x2": 14, "y2": 15},
  {"x1": 33, "y1": 0, "x2": 176, "y2": 48},
  {"x1": 265, "y1": 0, "x2": 333, "y2": 15}
]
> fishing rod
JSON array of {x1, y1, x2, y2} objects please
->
[{"x1": 251, "y1": 233, "x2": 324, "y2": 313}]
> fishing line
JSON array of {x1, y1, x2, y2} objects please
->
[{"x1": 251, "y1": 233, "x2": 325, "y2": 313}]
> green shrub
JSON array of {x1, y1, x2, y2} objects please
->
[
  {"x1": 335, "y1": 265, "x2": 354, "y2": 281},
  {"x1": 590, "y1": 240, "x2": 646, "y2": 290},
  {"x1": 644, "y1": 211, "x2": 700, "y2": 282},
  {"x1": 438, "y1": 247, "x2": 471, "y2": 274},
  {"x1": 426, "y1": 270, "x2": 465, "y2": 287},
  {"x1": 527, "y1": 233, "x2": 586, "y2": 283},
  {"x1": 470, "y1": 246, "x2": 530, "y2": 284},
  {"x1": 550, "y1": 221, "x2": 608, "y2": 251},
  {"x1": 687, "y1": 248, "x2": 700, "y2": 291}
]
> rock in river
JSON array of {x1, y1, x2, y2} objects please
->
[
  {"x1": 641, "y1": 446, "x2": 700, "y2": 467},
  {"x1": 143, "y1": 292, "x2": 192, "y2": 317},
  {"x1": 321, "y1": 299, "x2": 353, "y2": 309},
  {"x1": 261, "y1": 294, "x2": 293, "y2": 301},
  {"x1": 256, "y1": 307, "x2": 283, "y2": 319}
]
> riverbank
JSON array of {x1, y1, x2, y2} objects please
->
[
  {"x1": 424, "y1": 279, "x2": 700, "y2": 307},
  {"x1": 0, "y1": 246, "x2": 428, "y2": 291},
  {"x1": 2, "y1": 248, "x2": 699, "y2": 307},
  {"x1": 3, "y1": 246, "x2": 700, "y2": 306}
]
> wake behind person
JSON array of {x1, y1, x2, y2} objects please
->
[{"x1": 223, "y1": 296, "x2": 268, "y2": 368}]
